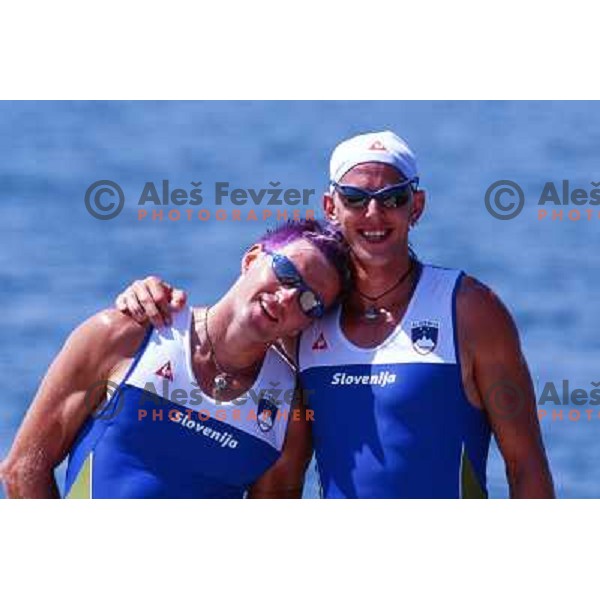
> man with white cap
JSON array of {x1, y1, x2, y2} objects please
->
[{"x1": 114, "y1": 131, "x2": 555, "y2": 498}]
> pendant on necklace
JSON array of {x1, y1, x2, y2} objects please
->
[
  {"x1": 364, "y1": 305, "x2": 381, "y2": 321},
  {"x1": 213, "y1": 373, "x2": 231, "y2": 393}
]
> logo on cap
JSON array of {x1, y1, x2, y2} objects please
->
[{"x1": 368, "y1": 140, "x2": 387, "y2": 151}]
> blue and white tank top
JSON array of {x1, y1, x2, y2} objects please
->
[
  {"x1": 299, "y1": 264, "x2": 491, "y2": 499},
  {"x1": 65, "y1": 306, "x2": 295, "y2": 498}
]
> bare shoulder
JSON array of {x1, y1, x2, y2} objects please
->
[
  {"x1": 78, "y1": 308, "x2": 148, "y2": 344},
  {"x1": 65, "y1": 309, "x2": 151, "y2": 373},
  {"x1": 456, "y1": 275, "x2": 520, "y2": 348}
]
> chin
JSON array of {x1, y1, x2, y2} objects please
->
[
  {"x1": 353, "y1": 245, "x2": 401, "y2": 266},
  {"x1": 245, "y1": 301, "x2": 280, "y2": 342}
]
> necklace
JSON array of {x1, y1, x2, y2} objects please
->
[
  {"x1": 357, "y1": 260, "x2": 414, "y2": 322},
  {"x1": 203, "y1": 307, "x2": 259, "y2": 396}
]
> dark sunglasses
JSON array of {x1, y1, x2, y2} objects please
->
[
  {"x1": 330, "y1": 178, "x2": 419, "y2": 209},
  {"x1": 267, "y1": 251, "x2": 325, "y2": 319}
]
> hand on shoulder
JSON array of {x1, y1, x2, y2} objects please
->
[{"x1": 115, "y1": 276, "x2": 188, "y2": 328}]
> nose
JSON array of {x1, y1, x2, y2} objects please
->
[
  {"x1": 364, "y1": 197, "x2": 384, "y2": 219},
  {"x1": 276, "y1": 285, "x2": 299, "y2": 307},
  {"x1": 276, "y1": 285, "x2": 307, "y2": 320}
]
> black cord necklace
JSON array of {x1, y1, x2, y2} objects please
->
[
  {"x1": 203, "y1": 307, "x2": 260, "y2": 396},
  {"x1": 356, "y1": 260, "x2": 414, "y2": 322}
]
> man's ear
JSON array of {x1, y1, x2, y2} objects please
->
[
  {"x1": 323, "y1": 193, "x2": 338, "y2": 223},
  {"x1": 411, "y1": 190, "x2": 426, "y2": 226},
  {"x1": 241, "y1": 243, "x2": 264, "y2": 273}
]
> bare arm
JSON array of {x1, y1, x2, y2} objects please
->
[
  {"x1": 246, "y1": 393, "x2": 313, "y2": 499},
  {"x1": 0, "y1": 310, "x2": 148, "y2": 498},
  {"x1": 458, "y1": 276, "x2": 555, "y2": 499}
]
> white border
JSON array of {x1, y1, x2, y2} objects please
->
[
  {"x1": 0, "y1": 501, "x2": 592, "y2": 599},
  {"x1": 2, "y1": 1, "x2": 599, "y2": 99},
  {"x1": 1, "y1": 1, "x2": 595, "y2": 595}
]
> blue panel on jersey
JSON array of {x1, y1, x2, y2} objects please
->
[
  {"x1": 65, "y1": 385, "x2": 280, "y2": 498},
  {"x1": 301, "y1": 362, "x2": 491, "y2": 499}
]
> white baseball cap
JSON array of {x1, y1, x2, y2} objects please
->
[{"x1": 329, "y1": 130, "x2": 419, "y2": 184}]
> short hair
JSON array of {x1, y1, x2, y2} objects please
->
[{"x1": 256, "y1": 219, "x2": 352, "y2": 296}]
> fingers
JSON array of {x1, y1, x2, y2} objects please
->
[
  {"x1": 115, "y1": 277, "x2": 182, "y2": 328},
  {"x1": 121, "y1": 281, "x2": 151, "y2": 324},
  {"x1": 145, "y1": 277, "x2": 174, "y2": 326},
  {"x1": 170, "y1": 289, "x2": 188, "y2": 311},
  {"x1": 134, "y1": 277, "x2": 171, "y2": 328},
  {"x1": 115, "y1": 294, "x2": 127, "y2": 312}
]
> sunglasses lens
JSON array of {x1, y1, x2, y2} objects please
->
[
  {"x1": 271, "y1": 253, "x2": 325, "y2": 318},
  {"x1": 336, "y1": 182, "x2": 413, "y2": 209},
  {"x1": 272, "y1": 255, "x2": 301, "y2": 286},
  {"x1": 299, "y1": 290, "x2": 324, "y2": 318},
  {"x1": 381, "y1": 188, "x2": 412, "y2": 208},
  {"x1": 343, "y1": 194, "x2": 368, "y2": 208},
  {"x1": 336, "y1": 186, "x2": 368, "y2": 208}
]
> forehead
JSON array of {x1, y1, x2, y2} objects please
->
[
  {"x1": 340, "y1": 162, "x2": 406, "y2": 189},
  {"x1": 274, "y1": 238, "x2": 341, "y2": 303}
]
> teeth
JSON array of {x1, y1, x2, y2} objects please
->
[
  {"x1": 259, "y1": 297, "x2": 278, "y2": 321},
  {"x1": 362, "y1": 230, "x2": 387, "y2": 238}
]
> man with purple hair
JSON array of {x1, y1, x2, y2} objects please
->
[{"x1": 1, "y1": 220, "x2": 348, "y2": 498}]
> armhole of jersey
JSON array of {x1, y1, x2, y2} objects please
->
[
  {"x1": 66, "y1": 452, "x2": 93, "y2": 499},
  {"x1": 459, "y1": 443, "x2": 488, "y2": 499},
  {"x1": 64, "y1": 326, "x2": 155, "y2": 498},
  {"x1": 280, "y1": 359, "x2": 298, "y2": 437},
  {"x1": 295, "y1": 372, "x2": 303, "y2": 407},
  {"x1": 315, "y1": 456, "x2": 324, "y2": 499},
  {"x1": 95, "y1": 325, "x2": 154, "y2": 420},
  {"x1": 119, "y1": 325, "x2": 155, "y2": 387},
  {"x1": 452, "y1": 271, "x2": 464, "y2": 370},
  {"x1": 291, "y1": 335, "x2": 300, "y2": 369}
]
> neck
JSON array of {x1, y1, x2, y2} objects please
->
[
  {"x1": 347, "y1": 252, "x2": 418, "y2": 318},
  {"x1": 192, "y1": 300, "x2": 268, "y2": 374},
  {"x1": 352, "y1": 252, "x2": 413, "y2": 297}
]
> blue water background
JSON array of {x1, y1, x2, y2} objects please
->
[{"x1": 1, "y1": 101, "x2": 598, "y2": 498}]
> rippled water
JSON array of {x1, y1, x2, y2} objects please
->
[{"x1": 1, "y1": 100, "x2": 598, "y2": 498}]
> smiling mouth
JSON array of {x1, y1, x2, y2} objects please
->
[
  {"x1": 358, "y1": 229, "x2": 392, "y2": 243},
  {"x1": 259, "y1": 296, "x2": 279, "y2": 322}
]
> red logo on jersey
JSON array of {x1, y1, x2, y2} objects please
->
[
  {"x1": 312, "y1": 333, "x2": 328, "y2": 351},
  {"x1": 368, "y1": 140, "x2": 387, "y2": 151},
  {"x1": 155, "y1": 361, "x2": 174, "y2": 381}
]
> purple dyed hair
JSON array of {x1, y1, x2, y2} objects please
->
[{"x1": 256, "y1": 219, "x2": 352, "y2": 296}]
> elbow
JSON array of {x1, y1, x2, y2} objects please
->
[
  {"x1": 0, "y1": 453, "x2": 56, "y2": 499},
  {"x1": 0, "y1": 458, "x2": 24, "y2": 498}
]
